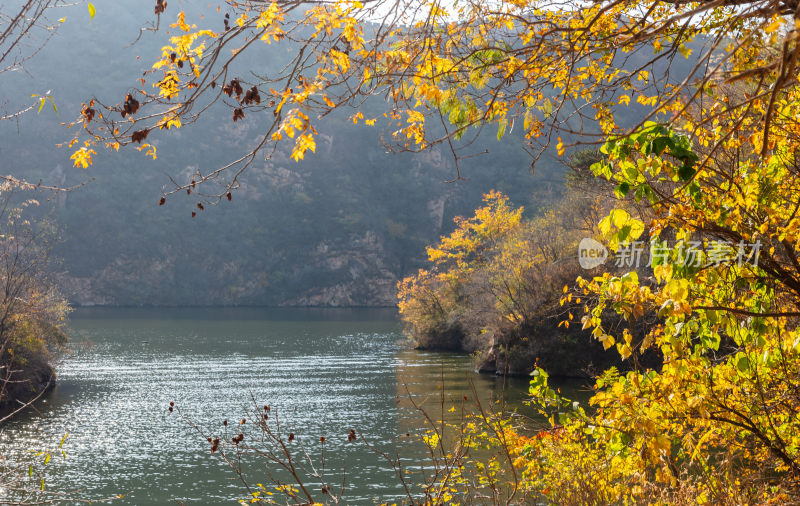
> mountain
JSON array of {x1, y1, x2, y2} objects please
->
[{"x1": 0, "y1": 1, "x2": 566, "y2": 306}]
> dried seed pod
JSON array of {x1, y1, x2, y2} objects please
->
[
  {"x1": 131, "y1": 129, "x2": 149, "y2": 144},
  {"x1": 121, "y1": 94, "x2": 140, "y2": 118},
  {"x1": 82, "y1": 103, "x2": 96, "y2": 123}
]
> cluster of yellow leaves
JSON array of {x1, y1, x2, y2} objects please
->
[
  {"x1": 155, "y1": 14, "x2": 216, "y2": 74},
  {"x1": 69, "y1": 146, "x2": 96, "y2": 169},
  {"x1": 522, "y1": 90, "x2": 800, "y2": 501},
  {"x1": 157, "y1": 107, "x2": 182, "y2": 130},
  {"x1": 137, "y1": 143, "x2": 157, "y2": 160},
  {"x1": 399, "y1": 189, "x2": 594, "y2": 348},
  {"x1": 70, "y1": 0, "x2": 800, "y2": 205},
  {"x1": 426, "y1": 191, "x2": 522, "y2": 270},
  {"x1": 270, "y1": 109, "x2": 318, "y2": 162},
  {"x1": 254, "y1": 2, "x2": 285, "y2": 43},
  {"x1": 387, "y1": 3, "x2": 800, "y2": 493},
  {"x1": 90, "y1": 1, "x2": 798, "y2": 502},
  {"x1": 398, "y1": 192, "x2": 531, "y2": 343}
]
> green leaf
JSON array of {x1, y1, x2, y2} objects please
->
[
  {"x1": 700, "y1": 331, "x2": 721, "y2": 351},
  {"x1": 541, "y1": 98, "x2": 553, "y2": 118},
  {"x1": 621, "y1": 160, "x2": 638, "y2": 179},
  {"x1": 88, "y1": 3, "x2": 96, "y2": 22},
  {"x1": 643, "y1": 185, "x2": 658, "y2": 204},
  {"x1": 651, "y1": 136, "x2": 670, "y2": 155},
  {"x1": 657, "y1": 299, "x2": 674, "y2": 319},
  {"x1": 621, "y1": 271, "x2": 639, "y2": 284},
  {"x1": 590, "y1": 160, "x2": 612, "y2": 178},
  {"x1": 528, "y1": 367, "x2": 550, "y2": 395},
  {"x1": 615, "y1": 182, "x2": 630, "y2": 198},
  {"x1": 736, "y1": 354, "x2": 750, "y2": 373},
  {"x1": 496, "y1": 118, "x2": 507, "y2": 140},
  {"x1": 677, "y1": 164, "x2": 696, "y2": 181}
]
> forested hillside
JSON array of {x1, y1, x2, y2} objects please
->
[{"x1": 0, "y1": 1, "x2": 562, "y2": 306}]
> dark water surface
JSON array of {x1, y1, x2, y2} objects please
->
[{"x1": 0, "y1": 308, "x2": 581, "y2": 504}]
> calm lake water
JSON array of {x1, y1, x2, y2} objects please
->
[{"x1": 0, "y1": 307, "x2": 562, "y2": 505}]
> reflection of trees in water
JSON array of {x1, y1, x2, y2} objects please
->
[
  {"x1": 393, "y1": 349, "x2": 593, "y2": 440},
  {"x1": 393, "y1": 350, "x2": 531, "y2": 438}
]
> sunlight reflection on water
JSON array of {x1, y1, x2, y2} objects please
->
[{"x1": 0, "y1": 307, "x2": 545, "y2": 505}]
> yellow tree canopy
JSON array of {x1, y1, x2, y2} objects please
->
[
  {"x1": 68, "y1": 1, "x2": 800, "y2": 501},
  {"x1": 72, "y1": 0, "x2": 799, "y2": 201}
]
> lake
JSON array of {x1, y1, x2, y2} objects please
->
[{"x1": 0, "y1": 307, "x2": 555, "y2": 505}]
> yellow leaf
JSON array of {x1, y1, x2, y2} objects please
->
[
  {"x1": 137, "y1": 143, "x2": 157, "y2": 160},
  {"x1": 765, "y1": 17, "x2": 784, "y2": 34},
  {"x1": 70, "y1": 147, "x2": 96, "y2": 169},
  {"x1": 291, "y1": 133, "x2": 316, "y2": 162},
  {"x1": 600, "y1": 334, "x2": 615, "y2": 350},
  {"x1": 666, "y1": 278, "x2": 689, "y2": 302}
]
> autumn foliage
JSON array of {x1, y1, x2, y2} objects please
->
[
  {"x1": 61, "y1": 0, "x2": 800, "y2": 503},
  {"x1": 0, "y1": 185, "x2": 69, "y2": 421},
  {"x1": 398, "y1": 188, "x2": 612, "y2": 374}
]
